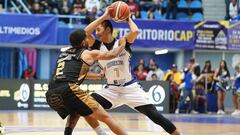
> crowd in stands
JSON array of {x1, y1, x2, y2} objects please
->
[
  {"x1": 133, "y1": 57, "x2": 240, "y2": 115},
  {"x1": 1, "y1": 0, "x2": 204, "y2": 23}
]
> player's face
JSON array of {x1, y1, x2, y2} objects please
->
[{"x1": 96, "y1": 25, "x2": 104, "y2": 40}]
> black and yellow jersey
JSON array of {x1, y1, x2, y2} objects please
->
[{"x1": 51, "y1": 47, "x2": 90, "y2": 85}]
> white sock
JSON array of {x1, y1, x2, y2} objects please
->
[{"x1": 94, "y1": 126, "x2": 107, "y2": 135}]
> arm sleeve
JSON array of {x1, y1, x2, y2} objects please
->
[{"x1": 125, "y1": 41, "x2": 132, "y2": 54}]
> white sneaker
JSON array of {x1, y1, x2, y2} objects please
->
[
  {"x1": 231, "y1": 110, "x2": 240, "y2": 116},
  {"x1": 191, "y1": 110, "x2": 199, "y2": 114},
  {"x1": 175, "y1": 109, "x2": 179, "y2": 114},
  {"x1": 217, "y1": 110, "x2": 225, "y2": 115}
]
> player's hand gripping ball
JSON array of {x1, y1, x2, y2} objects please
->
[{"x1": 109, "y1": 1, "x2": 130, "y2": 22}]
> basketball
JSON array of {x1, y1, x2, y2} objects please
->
[{"x1": 109, "y1": 1, "x2": 130, "y2": 22}]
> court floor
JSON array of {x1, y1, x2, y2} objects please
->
[{"x1": 1, "y1": 110, "x2": 240, "y2": 135}]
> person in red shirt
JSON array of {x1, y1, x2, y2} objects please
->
[
  {"x1": 134, "y1": 64, "x2": 148, "y2": 80},
  {"x1": 127, "y1": 0, "x2": 140, "y2": 18},
  {"x1": 22, "y1": 66, "x2": 36, "y2": 80}
]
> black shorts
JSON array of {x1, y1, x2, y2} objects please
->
[{"x1": 46, "y1": 81, "x2": 99, "y2": 119}]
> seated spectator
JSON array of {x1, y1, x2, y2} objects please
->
[
  {"x1": 134, "y1": 64, "x2": 148, "y2": 80},
  {"x1": 166, "y1": 0, "x2": 178, "y2": 19},
  {"x1": 59, "y1": 0, "x2": 71, "y2": 23},
  {"x1": 153, "y1": 0, "x2": 163, "y2": 12},
  {"x1": 146, "y1": 58, "x2": 157, "y2": 72},
  {"x1": 140, "y1": 0, "x2": 153, "y2": 11},
  {"x1": 151, "y1": 73, "x2": 159, "y2": 80},
  {"x1": 147, "y1": 10, "x2": 155, "y2": 19},
  {"x1": 225, "y1": 0, "x2": 231, "y2": 20},
  {"x1": 127, "y1": 0, "x2": 140, "y2": 19},
  {"x1": 86, "y1": 6, "x2": 99, "y2": 24},
  {"x1": 85, "y1": 0, "x2": 100, "y2": 15},
  {"x1": 22, "y1": 66, "x2": 36, "y2": 80},
  {"x1": 72, "y1": 0, "x2": 87, "y2": 16},
  {"x1": 146, "y1": 64, "x2": 164, "y2": 80},
  {"x1": 31, "y1": 2, "x2": 42, "y2": 14},
  {"x1": 229, "y1": 0, "x2": 238, "y2": 20},
  {"x1": 134, "y1": 58, "x2": 146, "y2": 71}
]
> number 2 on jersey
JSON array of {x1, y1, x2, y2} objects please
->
[
  {"x1": 56, "y1": 61, "x2": 65, "y2": 76},
  {"x1": 113, "y1": 68, "x2": 120, "y2": 77}
]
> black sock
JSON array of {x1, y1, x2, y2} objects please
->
[{"x1": 64, "y1": 127, "x2": 73, "y2": 135}]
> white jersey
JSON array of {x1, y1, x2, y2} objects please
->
[{"x1": 97, "y1": 39, "x2": 133, "y2": 85}]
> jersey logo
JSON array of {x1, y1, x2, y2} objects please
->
[{"x1": 106, "y1": 60, "x2": 123, "y2": 68}]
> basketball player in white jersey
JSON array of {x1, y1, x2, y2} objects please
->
[{"x1": 66, "y1": 7, "x2": 180, "y2": 135}]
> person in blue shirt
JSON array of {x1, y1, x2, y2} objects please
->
[{"x1": 175, "y1": 67, "x2": 197, "y2": 114}]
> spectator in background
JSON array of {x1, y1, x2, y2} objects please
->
[
  {"x1": 134, "y1": 64, "x2": 148, "y2": 80},
  {"x1": 213, "y1": 60, "x2": 231, "y2": 115},
  {"x1": 147, "y1": 9, "x2": 155, "y2": 19},
  {"x1": 229, "y1": 0, "x2": 238, "y2": 20},
  {"x1": 127, "y1": 0, "x2": 140, "y2": 19},
  {"x1": 146, "y1": 58, "x2": 157, "y2": 72},
  {"x1": 164, "y1": 64, "x2": 182, "y2": 85},
  {"x1": 231, "y1": 64, "x2": 240, "y2": 116},
  {"x1": 22, "y1": 66, "x2": 36, "y2": 80},
  {"x1": 31, "y1": 2, "x2": 42, "y2": 13},
  {"x1": 151, "y1": 73, "x2": 159, "y2": 80},
  {"x1": 196, "y1": 60, "x2": 214, "y2": 92},
  {"x1": 85, "y1": 0, "x2": 100, "y2": 15},
  {"x1": 140, "y1": 0, "x2": 152, "y2": 11},
  {"x1": 166, "y1": 74, "x2": 179, "y2": 113},
  {"x1": 134, "y1": 58, "x2": 145, "y2": 71},
  {"x1": 146, "y1": 64, "x2": 164, "y2": 81},
  {"x1": 188, "y1": 58, "x2": 201, "y2": 77},
  {"x1": 194, "y1": 61, "x2": 213, "y2": 113},
  {"x1": 175, "y1": 67, "x2": 197, "y2": 114},
  {"x1": 225, "y1": 0, "x2": 231, "y2": 20},
  {"x1": 86, "y1": 6, "x2": 99, "y2": 23},
  {"x1": 166, "y1": 0, "x2": 178, "y2": 19},
  {"x1": 153, "y1": 0, "x2": 163, "y2": 11},
  {"x1": 72, "y1": 0, "x2": 87, "y2": 15},
  {"x1": 59, "y1": 0, "x2": 71, "y2": 23}
]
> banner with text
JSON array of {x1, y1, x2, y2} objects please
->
[
  {"x1": 0, "y1": 13, "x2": 57, "y2": 45},
  {"x1": 228, "y1": 21, "x2": 240, "y2": 50},
  {"x1": 0, "y1": 79, "x2": 170, "y2": 113},
  {"x1": 111, "y1": 20, "x2": 195, "y2": 49},
  {"x1": 194, "y1": 21, "x2": 229, "y2": 50}
]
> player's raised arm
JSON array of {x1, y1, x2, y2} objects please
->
[
  {"x1": 125, "y1": 17, "x2": 140, "y2": 44},
  {"x1": 84, "y1": 7, "x2": 111, "y2": 47}
]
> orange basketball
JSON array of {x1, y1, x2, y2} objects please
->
[{"x1": 109, "y1": 1, "x2": 130, "y2": 22}]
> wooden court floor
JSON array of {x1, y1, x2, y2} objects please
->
[{"x1": 0, "y1": 110, "x2": 240, "y2": 135}]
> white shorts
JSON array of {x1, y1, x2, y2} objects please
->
[{"x1": 95, "y1": 82, "x2": 152, "y2": 109}]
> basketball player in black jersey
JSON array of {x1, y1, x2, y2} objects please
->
[{"x1": 45, "y1": 27, "x2": 128, "y2": 135}]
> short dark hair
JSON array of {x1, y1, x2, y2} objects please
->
[
  {"x1": 101, "y1": 20, "x2": 113, "y2": 34},
  {"x1": 69, "y1": 29, "x2": 86, "y2": 47}
]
